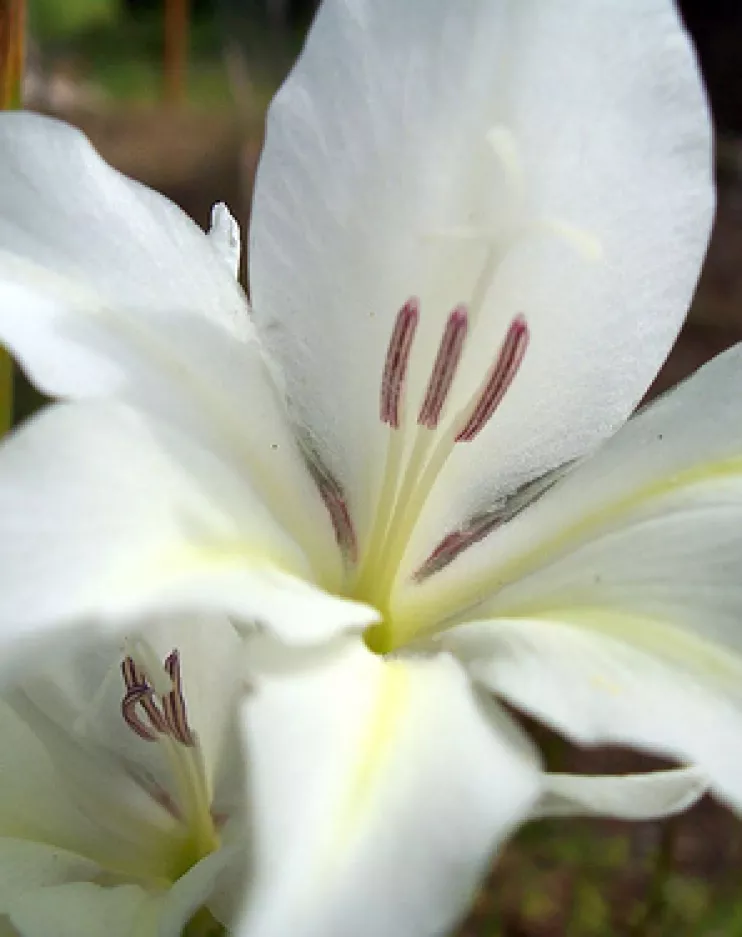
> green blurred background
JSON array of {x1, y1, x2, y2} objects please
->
[{"x1": 14, "y1": 0, "x2": 742, "y2": 933}]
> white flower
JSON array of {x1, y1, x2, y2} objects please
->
[
  {"x1": 0, "y1": 616, "x2": 248, "y2": 936},
  {"x1": 0, "y1": 616, "x2": 703, "y2": 937},
  {"x1": 0, "y1": 0, "x2": 730, "y2": 933}
]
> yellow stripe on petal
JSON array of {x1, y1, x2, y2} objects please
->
[
  {"x1": 332, "y1": 660, "x2": 410, "y2": 853},
  {"x1": 516, "y1": 607, "x2": 742, "y2": 696},
  {"x1": 399, "y1": 454, "x2": 742, "y2": 634}
]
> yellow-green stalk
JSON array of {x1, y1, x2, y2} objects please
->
[{"x1": 0, "y1": 0, "x2": 23, "y2": 432}]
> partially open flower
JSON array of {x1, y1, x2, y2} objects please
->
[{"x1": 0, "y1": 616, "x2": 247, "y2": 936}]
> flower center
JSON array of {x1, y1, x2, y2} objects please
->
[
  {"x1": 354, "y1": 299, "x2": 529, "y2": 649},
  {"x1": 120, "y1": 647, "x2": 220, "y2": 881},
  {"x1": 304, "y1": 127, "x2": 602, "y2": 652}
]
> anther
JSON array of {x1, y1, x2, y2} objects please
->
[
  {"x1": 418, "y1": 305, "x2": 468, "y2": 429},
  {"x1": 413, "y1": 460, "x2": 575, "y2": 581},
  {"x1": 121, "y1": 650, "x2": 195, "y2": 747},
  {"x1": 162, "y1": 651, "x2": 195, "y2": 747},
  {"x1": 305, "y1": 458, "x2": 358, "y2": 564},
  {"x1": 455, "y1": 314, "x2": 529, "y2": 442},
  {"x1": 121, "y1": 657, "x2": 169, "y2": 737},
  {"x1": 122, "y1": 686, "x2": 163, "y2": 742},
  {"x1": 380, "y1": 298, "x2": 419, "y2": 429}
]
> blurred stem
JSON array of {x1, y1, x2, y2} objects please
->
[
  {"x1": 164, "y1": 0, "x2": 189, "y2": 106},
  {"x1": 0, "y1": 0, "x2": 23, "y2": 434}
]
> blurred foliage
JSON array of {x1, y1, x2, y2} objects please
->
[
  {"x1": 30, "y1": 0, "x2": 120, "y2": 40},
  {"x1": 468, "y1": 814, "x2": 742, "y2": 937}
]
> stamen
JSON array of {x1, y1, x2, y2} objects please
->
[
  {"x1": 162, "y1": 650, "x2": 195, "y2": 747},
  {"x1": 380, "y1": 298, "x2": 419, "y2": 429},
  {"x1": 417, "y1": 305, "x2": 468, "y2": 429},
  {"x1": 120, "y1": 650, "x2": 194, "y2": 747},
  {"x1": 305, "y1": 457, "x2": 358, "y2": 564},
  {"x1": 122, "y1": 685, "x2": 163, "y2": 742},
  {"x1": 413, "y1": 459, "x2": 576, "y2": 581},
  {"x1": 121, "y1": 657, "x2": 168, "y2": 737},
  {"x1": 412, "y1": 531, "x2": 470, "y2": 582},
  {"x1": 455, "y1": 314, "x2": 529, "y2": 442}
]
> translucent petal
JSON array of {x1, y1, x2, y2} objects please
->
[
  {"x1": 398, "y1": 344, "x2": 742, "y2": 642},
  {"x1": 250, "y1": 0, "x2": 712, "y2": 549},
  {"x1": 0, "y1": 401, "x2": 377, "y2": 685},
  {"x1": 534, "y1": 767, "x2": 708, "y2": 820},
  {"x1": 8, "y1": 883, "x2": 160, "y2": 937},
  {"x1": 0, "y1": 113, "x2": 339, "y2": 576},
  {"x1": 445, "y1": 617, "x2": 742, "y2": 812},
  {"x1": 236, "y1": 638, "x2": 540, "y2": 937}
]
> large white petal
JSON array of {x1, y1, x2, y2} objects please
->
[
  {"x1": 250, "y1": 0, "x2": 712, "y2": 544},
  {"x1": 0, "y1": 401, "x2": 377, "y2": 684},
  {"x1": 444, "y1": 617, "x2": 742, "y2": 813},
  {"x1": 398, "y1": 344, "x2": 742, "y2": 640},
  {"x1": 0, "y1": 114, "x2": 340, "y2": 574},
  {"x1": 0, "y1": 112, "x2": 245, "y2": 336},
  {"x1": 236, "y1": 638, "x2": 540, "y2": 937}
]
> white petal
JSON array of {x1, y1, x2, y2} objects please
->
[
  {"x1": 444, "y1": 617, "x2": 742, "y2": 812},
  {"x1": 0, "y1": 401, "x2": 377, "y2": 684},
  {"x1": 236, "y1": 638, "x2": 540, "y2": 937},
  {"x1": 534, "y1": 767, "x2": 708, "y2": 820},
  {"x1": 162, "y1": 846, "x2": 243, "y2": 937},
  {"x1": 0, "y1": 694, "x2": 184, "y2": 878},
  {"x1": 0, "y1": 837, "x2": 100, "y2": 914},
  {"x1": 250, "y1": 0, "x2": 712, "y2": 542},
  {"x1": 0, "y1": 840, "x2": 100, "y2": 908},
  {"x1": 0, "y1": 114, "x2": 340, "y2": 575},
  {"x1": 209, "y1": 202, "x2": 242, "y2": 279},
  {"x1": 400, "y1": 344, "x2": 742, "y2": 638},
  {"x1": 0, "y1": 112, "x2": 246, "y2": 336},
  {"x1": 8, "y1": 865, "x2": 236, "y2": 937},
  {"x1": 0, "y1": 701, "x2": 106, "y2": 856},
  {"x1": 8, "y1": 883, "x2": 160, "y2": 937}
]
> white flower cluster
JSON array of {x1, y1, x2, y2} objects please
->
[{"x1": 0, "y1": 2, "x2": 735, "y2": 935}]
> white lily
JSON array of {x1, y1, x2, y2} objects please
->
[
  {"x1": 0, "y1": 0, "x2": 731, "y2": 932},
  {"x1": 0, "y1": 616, "x2": 248, "y2": 937}
]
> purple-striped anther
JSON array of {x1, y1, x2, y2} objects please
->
[
  {"x1": 120, "y1": 650, "x2": 196, "y2": 748},
  {"x1": 455, "y1": 314, "x2": 529, "y2": 442},
  {"x1": 380, "y1": 297, "x2": 419, "y2": 428},
  {"x1": 122, "y1": 686, "x2": 163, "y2": 742},
  {"x1": 418, "y1": 305, "x2": 468, "y2": 429},
  {"x1": 162, "y1": 650, "x2": 195, "y2": 747}
]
